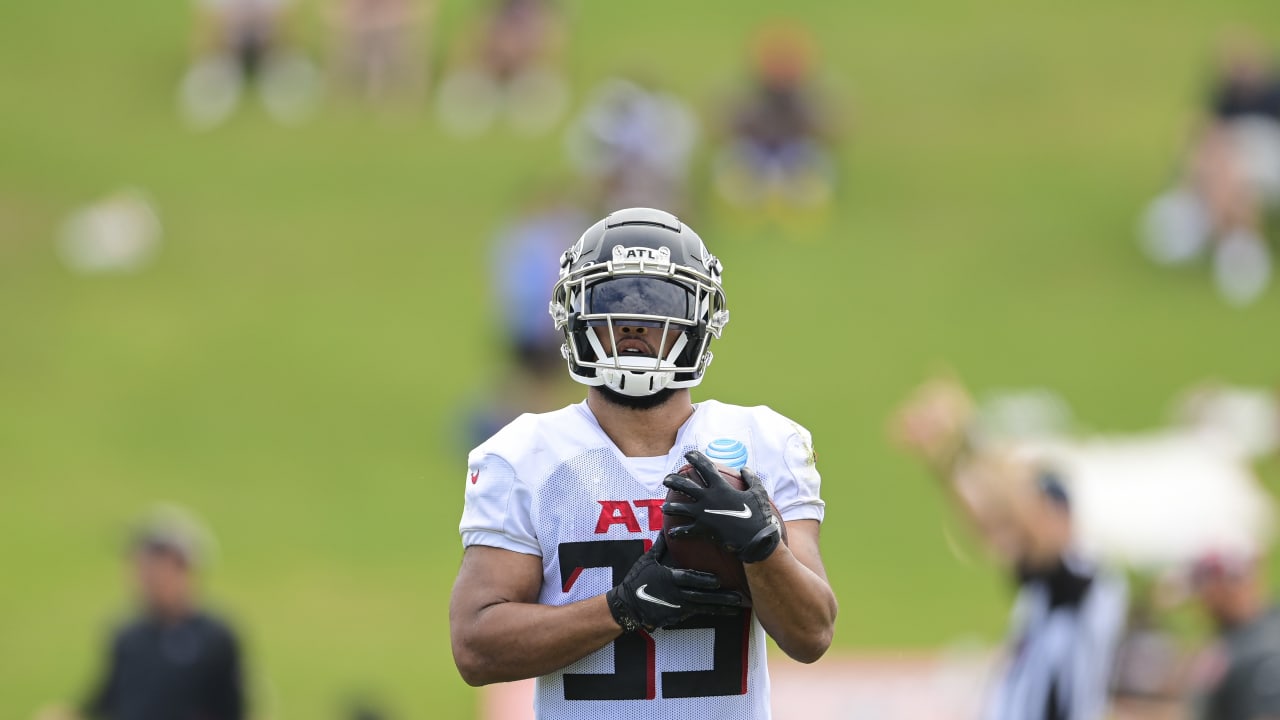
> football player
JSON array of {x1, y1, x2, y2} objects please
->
[{"x1": 450, "y1": 207, "x2": 837, "y2": 718}]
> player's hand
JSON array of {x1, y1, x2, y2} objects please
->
[
  {"x1": 605, "y1": 534, "x2": 746, "y2": 633},
  {"x1": 662, "y1": 451, "x2": 782, "y2": 564}
]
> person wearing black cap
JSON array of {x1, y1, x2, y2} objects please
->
[
  {"x1": 982, "y1": 469, "x2": 1128, "y2": 720},
  {"x1": 80, "y1": 508, "x2": 246, "y2": 720}
]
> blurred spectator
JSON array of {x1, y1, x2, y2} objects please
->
[
  {"x1": 492, "y1": 186, "x2": 587, "y2": 367},
  {"x1": 1185, "y1": 551, "x2": 1280, "y2": 720},
  {"x1": 565, "y1": 76, "x2": 699, "y2": 215},
  {"x1": 435, "y1": 0, "x2": 569, "y2": 137},
  {"x1": 713, "y1": 23, "x2": 838, "y2": 214},
  {"x1": 179, "y1": 0, "x2": 322, "y2": 129},
  {"x1": 80, "y1": 507, "x2": 246, "y2": 720},
  {"x1": 326, "y1": 0, "x2": 435, "y2": 105},
  {"x1": 1141, "y1": 32, "x2": 1280, "y2": 306},
  {"x1": 895, "y1": 378, "x2": 1130, "y2": 720},
  {"x1": 462, "y1": 188, "x2": 584, "y2": 449},
  {"x1": 57, "y1": 188, "x2": 162, "y2": 275}
]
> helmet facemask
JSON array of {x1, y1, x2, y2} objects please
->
[{"x1": 551, "y1": 244, "x2": 728, "y2": 397}]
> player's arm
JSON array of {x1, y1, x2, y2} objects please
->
[
  {"x1": 452, "y1": 454, "x2": 627, "y2": 686},
  {"x1": 664, "y1": 452, "x2": 837, "y2": 663},
  {"x1": 450, "y1": 540, "x2": 745, "y2": 686},
  {"x1": 449, "y1": 545, "x2": 620, "y2": 686},
  {"x1": 742, "y1": 519, "x2": 836, "y2": 663}
]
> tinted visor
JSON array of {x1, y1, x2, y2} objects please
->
[{"x1": 583, "y1": 277, "x2": 696, "y2": 324}]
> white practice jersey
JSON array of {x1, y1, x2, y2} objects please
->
[{"x1": 460, "y1": 399, "x2": 825, "y2": 720}]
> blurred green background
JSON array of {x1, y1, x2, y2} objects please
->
[{"x1": 2, "y1": 0, "x2": 1279, "y2": 717}]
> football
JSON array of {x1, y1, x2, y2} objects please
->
[{"x1": 663, "y1": 463, "x2": 788, "y2": 599}]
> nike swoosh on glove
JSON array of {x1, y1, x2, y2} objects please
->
[
  {"x1": 606, "y1": 534, "x2": 747, "y2": 633},
  {"x1": 663, "y1": 450, "x2": 782, "y2": 564}
]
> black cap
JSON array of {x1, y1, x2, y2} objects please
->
[{"x1": 1036, "y1": 468, "x2": 1071, "y2": 511}]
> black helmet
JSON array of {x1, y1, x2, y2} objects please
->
[{"x1": 549, "y1": 207, "x2": 728, "y2": 397}]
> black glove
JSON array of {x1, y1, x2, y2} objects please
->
[
  {"x1": 663, "y1": 450, "x2": 783, "y2": 564},
  {"x1": 605, "y1": 534, "x2": 747, "y2": 633}
]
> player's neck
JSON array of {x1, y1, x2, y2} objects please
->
[{"x1": 587, "y1": 388, "x2": 694, "y2": 458}]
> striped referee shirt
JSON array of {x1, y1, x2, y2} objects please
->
[{"x1": 983, "y1": 554, "x2": 1129, "y2": 720}]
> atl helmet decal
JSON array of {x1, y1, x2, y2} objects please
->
[
  {"x1": 705, "y1": 438, "x2": 748, "y2": 469},
  {"x1": 612, "y1": 244, "x2": 672, "y2": 266}
]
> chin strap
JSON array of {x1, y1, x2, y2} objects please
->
[{"x1": 600, "y1": 366, "x2": 675, "y2": 396}]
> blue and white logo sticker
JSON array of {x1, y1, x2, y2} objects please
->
[{"x1": 705, "y1": 438, "x2": 748, "y2": 469}]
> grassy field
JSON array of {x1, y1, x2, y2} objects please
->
[{"x1": 3, "y1": 0, "x2": 1280, "y2": 717}]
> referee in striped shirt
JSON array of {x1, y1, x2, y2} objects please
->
[
  {"x1": 895, "y1": 379, "x2": 1129, "y2": 720},
  {"x1": 980, "y1": 470, "x2": 1129, "y2": 720}
]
